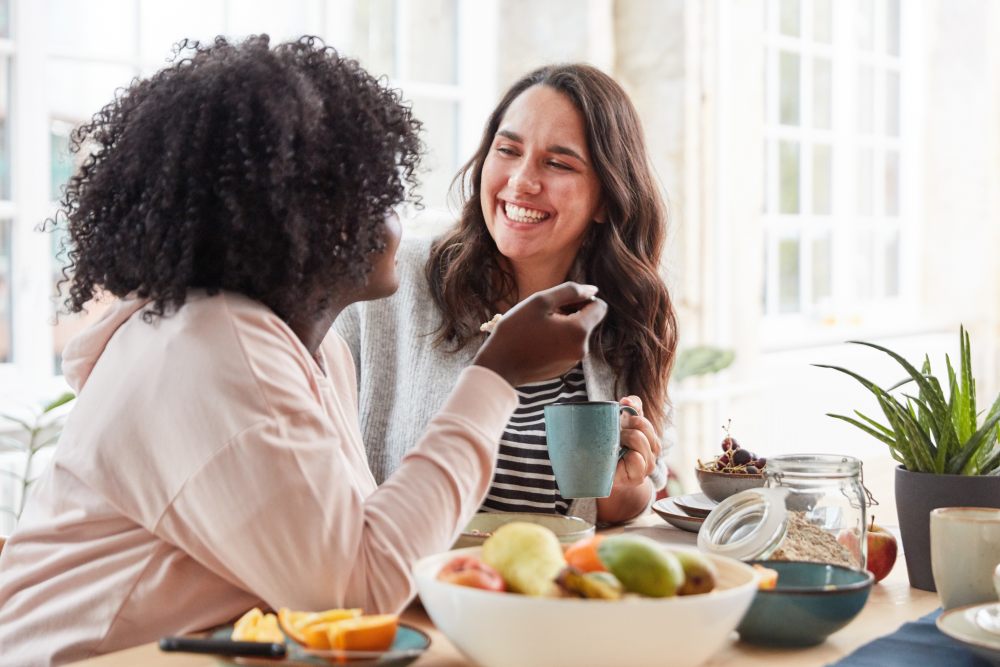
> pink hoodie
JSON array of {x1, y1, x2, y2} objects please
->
[{"x1": 0, "y1": 291, "x2": 516, "y2": 666}]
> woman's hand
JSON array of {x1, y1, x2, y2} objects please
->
[
  {"x1": 472, "y1": 282, "x2": 607, "y2": 387},
  {"x1": 596, "y1": 395, "x2": 661, "y2": 523}
]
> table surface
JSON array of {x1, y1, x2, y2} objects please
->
[{"x1": 71, "y1": 513, "x2": 939, "y2": 667}]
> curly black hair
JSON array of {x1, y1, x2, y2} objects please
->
[{"x1": 51, "y1": 34, "x2": 422, "y2": 323}]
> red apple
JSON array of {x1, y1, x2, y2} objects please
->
[
  {"x1": 866, "y1": 518, "x2": 898, "y2": 583},
  {"x1": 437, "y1": 555, "x2": 506, "y2": 592}
]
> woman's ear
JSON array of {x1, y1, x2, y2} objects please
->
[{"x1": 593, "y1": 202, "x2": 608, "y2": 224}]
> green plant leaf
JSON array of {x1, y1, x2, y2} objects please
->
[
  {"x1": 42, "y1": 392, "x2": 75, "y2": 414},
  {"x1": 827, "y1": 413, "x2": 897, "y2": 448},
  {"x1": 950, "y1": 394, "x2": 1000, "y2": 474},
  {"x1": 854, "y1": 410, "x2": 895, "y2": 438},
  {"x1": 849, "y1": 340, "x2": 952, "y2": 421}
]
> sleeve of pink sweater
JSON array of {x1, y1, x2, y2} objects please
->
[{"x1": 154, "y1": 351, "x2": 516, "y2": 614}]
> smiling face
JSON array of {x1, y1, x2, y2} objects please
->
[{"x1": 480, "y1": 85, "x2": 604, "y2": 282}]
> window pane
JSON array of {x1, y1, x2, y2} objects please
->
[
  {"x1": 138, "y1": 0, "x2": 226, "y2": 67},
  {"x1": 50, "y1": 121, "x2": 75, "y2": 203},
  {"x1": 49, "y1": 0, "x2": 137, "y2": 60},
  {"x1": 884, "y1": 232, "x2": 900, "y2": 297},
  {"x1": 404, "y1": 0, "x2": 457, "y2": 84},
  {"x1": 886, "y1": 0, "x2": 901, "y2": 56},
  {"x1": 780, "y1": 51, "x2": 801, "y2": 126},
  {"x1": 812, "y1": 57, "x2": 832, "y2": 129},
  {"x1": 886, "y1": 70, "x2": 900, "y2": 136},
  {"x1": 780, "y1": 141, "x2": 801, "y2": 214},
  {"x1": 0, "y1": 57, "x2": 9, "y2": 200},
  {"x1": 857, "y1": 148, "x2": 874, "y2": 215},
  {"x1": 779, "y1": 237, "x2": 801, "y2": 313},
  {"x1": 884, "y1": 150, "x2": 900, "y2": 216},
  {"x1": 408, "y1": 97, "x2": 458, "y2": 210},
  {"x1": 46, "y1": 60, "x2": 136, "y2": 123},
  {"x1": 780, "y1": 0, "x2": 801, "y2": 36},
  {"x1": 857, "y1": 0, "x2": 875, "y2": 50},
  {"x1": 812, "y1": 143, "x2": 832, "y2": 214},
  {"x1": 0, "y1": 0, "x2": 9, "y2": 38},
  {"x1": 354, "y1": 0, "x2": 397, "y2": 78},
  {"x1": 857, "y1": 65, "x2": 874, "y2": 133},
  {"x1": 813, "y1": 0, "x2": 832, "y2": 43},
  {"x1": 854, "y1": 230, "x2": 874, "y2": 300},
  {"x1": 811, "y1": 234, "x2": 832, "y2": 303},
  {"x1": 0, "y1": 219, "x2": 9, "y2": 361}
]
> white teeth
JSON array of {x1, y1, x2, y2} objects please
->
[{"x1": 504, "y1": 202, "x2": 550, "y2": 223}]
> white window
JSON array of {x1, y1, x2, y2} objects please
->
[
  {"x1": 0, "y1": 0, "x2": 495, "y2": 396},
  {"x1": 762, "y1": 0, "x2": 913, "y2": 338}
]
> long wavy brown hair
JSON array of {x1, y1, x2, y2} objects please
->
[{"x1": 426, "y1": 64, "x2": 678, "y2": 430}]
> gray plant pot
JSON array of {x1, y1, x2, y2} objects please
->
[{"x1": 895, "y1": 466, "x2": 1000, "y2": 591}]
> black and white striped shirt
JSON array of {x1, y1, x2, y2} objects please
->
[{"x1": 480, "y1": 365, "x2": 588, "y2": 515}]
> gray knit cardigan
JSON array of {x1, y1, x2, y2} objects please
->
[{"x1": 334, "y1": 236, "x2": 666, "y2": 524}]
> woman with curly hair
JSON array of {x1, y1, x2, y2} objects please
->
[
  {"x1": 0, "y1": 37, "x2": 605, "y2": 665},
  {"x1": 337, "y1": 64, "x2": 678, "y2": 524}
]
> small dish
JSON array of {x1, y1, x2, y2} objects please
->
[
  {"x1": 938, "y1": 602, "x2": 1000, "y2": 665},
  {"x1": 976, "y1": 603, "x2": 1000, "y2": 636},
  {"x1": 736, "y1": 560, "x2": 873, "y2": 647},
  {"x1": 651, "y1": 498, "x2": 704, "y2": 533},
  {"x1": 695, "y1": 467, "x2": 765, "y2": 503},
  {"x1": 210, "y1": 622, "x2": 430, "y2": 666},
  {"x1": 672, "y1": 493, "x2": 717, "y2": 518},
  {"x1": 454, "y1": 512, "x2": 594, "y2": 549}
]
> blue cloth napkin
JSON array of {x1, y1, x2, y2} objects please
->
[{"x1": 828, "y1": 609, "x2": 993, "y2": 666}]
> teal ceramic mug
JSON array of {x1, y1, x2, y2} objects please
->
[{"x1": 543, "y1": 401, "x2": 639, "y2": 499}]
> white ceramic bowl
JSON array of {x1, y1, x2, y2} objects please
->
[{"x1": 415, "y1": 545, "x2": 758, "y2": 667}]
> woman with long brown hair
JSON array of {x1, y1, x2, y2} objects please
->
[{"x1": 337, "y1": 63, "x2": 677, "y2": 523}]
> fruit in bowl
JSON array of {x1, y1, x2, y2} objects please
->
[
  {"x1": 696, "y1": 422, "x2": 767, "y2": 503},
  {"x1": 415, "y1": 523, "x2": 759, "y2": 667}
]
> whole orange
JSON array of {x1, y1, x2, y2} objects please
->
[{"x1": 564, "y1": 535, "x2": 607, "y2": 573}]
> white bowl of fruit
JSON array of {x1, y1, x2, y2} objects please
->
[{"x1": 414, "y1": 523, "x2": 758, "y2": 667}]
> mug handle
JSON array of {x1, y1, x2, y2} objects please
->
[{"x1": 616, "y1": 405, "x2": 640, "y2": 459}]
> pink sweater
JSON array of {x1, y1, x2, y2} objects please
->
[{"x1": 0, "y1": 292, "x2": 516, "y2": 666}]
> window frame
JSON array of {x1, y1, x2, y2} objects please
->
[{"x1": 759, "y1": 0, "x2": 923, "y2": 349}]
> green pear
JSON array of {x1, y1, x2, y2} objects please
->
[
  {"x1": 481, "y1": 522, "x2": 566, "y2": 596},
  {"x1": 597, "y1": 535, "x2": 685, "y2": 597},
  {"x1": 673, "y1": 550, "x2": 718, "y2": 595}
]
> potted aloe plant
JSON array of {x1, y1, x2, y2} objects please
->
[{"x1": 816, "y1": 326, "x2": 1000, "y2": 591}]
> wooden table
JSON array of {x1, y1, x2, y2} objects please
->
[{"x1": 72, "y1": 514, "x2": 939, "y2": 667}]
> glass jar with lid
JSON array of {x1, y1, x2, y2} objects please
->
[{"x1": 698, "y1": 454, "x2": 867, "y2": 569}]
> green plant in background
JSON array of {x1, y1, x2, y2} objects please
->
[
  {"x1": 0, "y1": 392, "x2": 76, "y2": 522},
  {"x1": 816, "y1": 326, "x2": 1000, "y2": 475},
  {"x1": 673, "y1": 346, "x2": 735, "y2": 382}
]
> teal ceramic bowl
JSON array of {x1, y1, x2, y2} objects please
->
[{"x1": 736, "y1": 561, "x2": 874, "y2": 647}]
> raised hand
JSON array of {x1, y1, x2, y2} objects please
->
[{"x1": 472, "y1": 282, "x2": 607, "y2": 387}]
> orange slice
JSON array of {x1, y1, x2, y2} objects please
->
[
  {"x1": 326, "y1": 614, "x2": 398, "y2": 652},
  {"x1": 277, "y1": 607, "x2": 362, "y2": 649},
  {"x1": 231, "y1": 607, "x2": 283, "y2": 642}
]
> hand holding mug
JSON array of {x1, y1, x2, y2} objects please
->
[{"x1": 613, "y1": 395, "x2": 661, "y2": 489}]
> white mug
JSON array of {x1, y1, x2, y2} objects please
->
[{"x1": 930, "y1": 508, "x2": 1000, "y2": 610}]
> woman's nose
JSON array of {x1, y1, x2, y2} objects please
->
[{"x1": 508, "y1": 164, "x2": 541, "y2": 194}]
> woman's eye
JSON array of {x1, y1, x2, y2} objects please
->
[
  {"x1": 496, "y1": 146, "x2": 518, "y2": 156},
  {"x1": 548, "y1": 160, "x2": 572, "y2": 171}
]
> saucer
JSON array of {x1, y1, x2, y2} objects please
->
[
  {"x1": 672, "y1": 493, "x2": 718, "y2": 519},
  {"x1": 937, "y1": 602, "x2": 1000, "y2": 665},
  {"x1": 975, "y1": 603, "x2": 1000, "y2": 636},
  {"x1": 651, "y1": 498, "x2": 704, "y2": 533}
]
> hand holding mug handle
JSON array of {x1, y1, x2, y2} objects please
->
[{"x1": 616, "y1": 405, "x2": 639, "y2": 460}]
